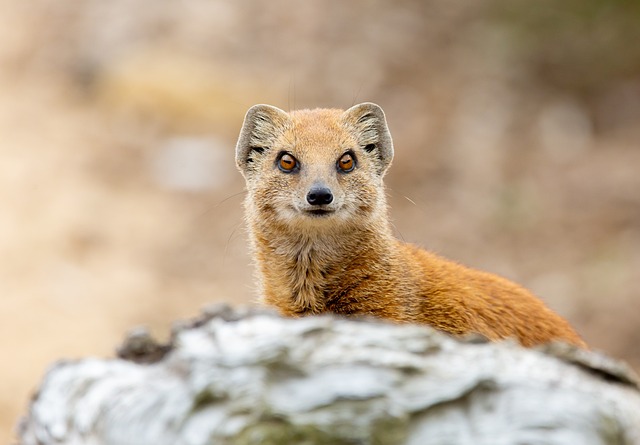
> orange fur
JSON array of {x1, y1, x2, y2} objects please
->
[{"x1": 235, "y1": 103, "x2": 586, "y2": 349}]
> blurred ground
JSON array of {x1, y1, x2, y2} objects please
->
[{"x1": 2, "y1": 0, "x2": 639, "y2": 441}]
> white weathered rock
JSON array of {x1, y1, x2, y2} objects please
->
[{"x1": 19, "y1": 306, "x2": 640, "y2": 445}]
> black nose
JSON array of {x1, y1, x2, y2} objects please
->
[{"x1": 306, "y1": 186, "x2": 333, "y2": 205}]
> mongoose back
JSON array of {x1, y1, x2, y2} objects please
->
[{"x1": 235, "y1": 102, "x2": 586, "y2": 348}]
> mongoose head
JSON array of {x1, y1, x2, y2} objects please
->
[{"x1": 236, "y1": 103, "x2": 394, "y2": 232}]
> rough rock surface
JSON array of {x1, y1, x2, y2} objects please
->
[{"x1": 19, "y1": 306, "x2": 640, "y2": 445}]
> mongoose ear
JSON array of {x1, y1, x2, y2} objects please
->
[
  {"x1": 236, "y1": 104, "x2": 291, "y2": 176},
  {"x1": 342, "y1": 102, "x2": 394, "y2": 175}
]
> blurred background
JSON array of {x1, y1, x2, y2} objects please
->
[{"x1": 2, "y1": 0, "x2": 639, "y2": 440}]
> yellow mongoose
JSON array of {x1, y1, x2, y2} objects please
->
[{"x1": 235, "y1": 102, "x2": 586, "y2": 348}]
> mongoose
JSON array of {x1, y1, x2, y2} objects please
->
[{"x1": 235, "y1": 102, "x2": 587, "y2": 348}]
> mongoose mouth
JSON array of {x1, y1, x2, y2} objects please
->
[{"x1": 305, "y1": 208, "x2": 335, "y2": 217}]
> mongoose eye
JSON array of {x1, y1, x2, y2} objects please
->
[
  {"x1": 337, "y1": 152, "x2": 355, "y2": 173},
  {"x1": 278, "y1": 153, "x2": 298, "y2": 173}
]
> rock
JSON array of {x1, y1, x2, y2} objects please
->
[{"x1": 18, "y1": 306, "x2": 640, "y2": 445}]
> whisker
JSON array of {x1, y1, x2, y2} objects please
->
[
  {"x1": 387, "y1": 187, "x2": 421, "y2": 208},
  {"x1": 223, "y1": 221, "x2": 244, "y2": 268},
  {"x1": 351, "y1": 84, "x2": 363, "y2": 107},
  {"x1": 196, "y1": 190, "x2": 247, "y2": 220},
  {"x1": 390, "y1": 221, "x2": 405, "y2": 242},
  {"x1": 403, "y1": 195, "x2": 417, "y2": 206}
]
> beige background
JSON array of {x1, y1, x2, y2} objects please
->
[{"x1": 2, "y1": 1, "x2": 639, "y2": 441}]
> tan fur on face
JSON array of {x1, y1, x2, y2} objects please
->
[{"x1": 236, "y1": 103, "x2": 587, "y2": 349}]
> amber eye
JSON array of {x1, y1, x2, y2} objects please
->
[
  {"x1": 338, "y1": 152, "x2": 355, "y2": 172},
  {"x1": 278, "y1": 153, "x2": 298, "y2": 173}
]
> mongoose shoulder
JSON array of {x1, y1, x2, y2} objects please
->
[{"x1": 235, "y1": 102, "x2": 586, "y2": 348}]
